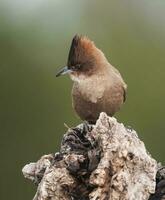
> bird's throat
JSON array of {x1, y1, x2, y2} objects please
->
[{"x1": 70, "y1": 73, "x2": 87, "y2": 83}]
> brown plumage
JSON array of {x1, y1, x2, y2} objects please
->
[{"x1": 56, "y1": 35, "x2": 127, "y2": 123}]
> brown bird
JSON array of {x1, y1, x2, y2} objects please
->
[{"x1": 56, "y1": 35, "x2": 127, "y2": 123}]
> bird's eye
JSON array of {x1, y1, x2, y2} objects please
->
[
  {"x1": 71, "y1": 64, "x2": 81, "y2": 70},
  {"x1": 76, "y1": 64, "x2": 81, "y2": 69},
  {"x1": 70, "y1": 66, "x2": 76, "y2": 71}
]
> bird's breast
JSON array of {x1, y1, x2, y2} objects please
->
[{"x1": 72, "y1": 75, "x2": 107, "y2": 103}]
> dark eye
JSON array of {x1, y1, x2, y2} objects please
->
[
  {"x1": 76, "y1": 64, "x2": 81, "y2": 69},
  {"x1": 71, "y1": 64, "x2": 81, "y2": 70}
]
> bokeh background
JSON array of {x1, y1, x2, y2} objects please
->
[{"x1": 0, "y1": 0, "x2": 165, "y2": 199}]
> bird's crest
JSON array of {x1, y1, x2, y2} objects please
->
[{"x1": 67, "y1": 35, "x2": 95, "y2": 67}]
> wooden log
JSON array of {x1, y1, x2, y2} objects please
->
[{"x1": 22, "y1": 112, "x2": 163, "y2": 200}]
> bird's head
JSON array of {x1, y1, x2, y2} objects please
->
[{"x1": 56, "y1": 35, "x2": 108, "y2": 81}]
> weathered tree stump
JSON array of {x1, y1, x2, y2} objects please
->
[{"x1": 22, "y1": 112, "x2": 165, "y2": 200}]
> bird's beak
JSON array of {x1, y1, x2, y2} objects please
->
[{"x1": 56, "y1": 66, "x2": 72, "y2": 77}]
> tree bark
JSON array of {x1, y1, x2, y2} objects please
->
[{"x1": 22, "y1": 112, "x2": 165, "y2": 200}]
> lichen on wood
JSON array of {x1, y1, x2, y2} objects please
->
[{"x1": 22, "y1": 112, "x2": 162, "y2": 200}]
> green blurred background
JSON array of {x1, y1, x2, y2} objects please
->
[{"x1": 0, "y1": 0, "x2": 165, "y2": 199}]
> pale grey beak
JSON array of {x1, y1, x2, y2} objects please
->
[{"x1": 56, "y1": 66, "x2": 72, "y2": 77}]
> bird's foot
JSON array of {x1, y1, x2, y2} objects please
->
[{"x1": 82, "y1": 121, "x2": 93, "y2": 133}]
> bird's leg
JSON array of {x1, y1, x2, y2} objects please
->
[{"x1": 82, "y1": 121, "x2": 93, "y2": 133}]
